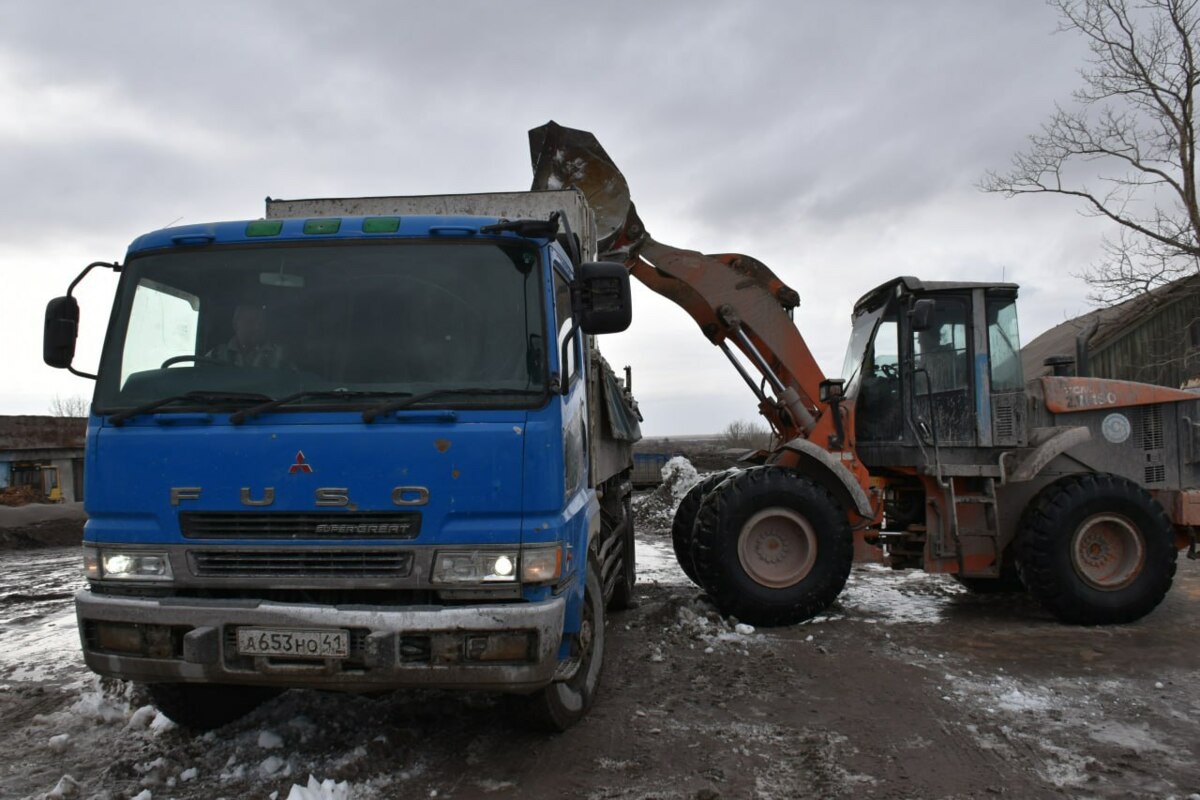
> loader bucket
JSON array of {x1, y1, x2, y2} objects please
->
[{"x1": 529, "y1": 121, "x2": 643, "y2": 252}]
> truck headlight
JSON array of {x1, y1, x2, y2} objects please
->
[
  {"x1": 83, "y1": 547, "x2": 173, "y2": 581},
  {"x1": 430, "y1": 545, "x2": 563, "y2": 585},
  {"x1": 520, "y1": 544, "x2": 562, "y2": 584},
  {"x1": 432, "y1": 550, "x2": 520, "y2": 585}
]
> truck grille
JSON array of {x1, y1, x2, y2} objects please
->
[
  {"x1": 189, "y1": 549, "x2": 414, "y2": 578},
  {"x1": 180, "y1": 512, "x2": 421, "y2": 540}
]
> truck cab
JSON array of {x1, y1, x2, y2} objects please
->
[{"x1": 43, "y1": 191, "x2": 638, "y2": 730}]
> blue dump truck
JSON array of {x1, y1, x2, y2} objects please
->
[{"x1": 42, "y1": 189, "x2": 641, "y2": 731}]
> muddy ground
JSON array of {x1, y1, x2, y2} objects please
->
[
  {"x1": 0, "y1": 502, "x2": 87, "y2": 549},
  {"x1": 2, "y1": 498, "x2": 1199, "y2": 799}
]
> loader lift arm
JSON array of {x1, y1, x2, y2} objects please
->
[{"x1": 529, "y1": 121, "x2": 845, "y2": 458}]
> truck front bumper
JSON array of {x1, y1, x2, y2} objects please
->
[{"x1": 75, "y1": 589, "x2": 566, "y2": 693}]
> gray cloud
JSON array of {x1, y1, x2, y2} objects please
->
[{"x1": 0, "y1": 1, "x2": 1118, "y2": 432}]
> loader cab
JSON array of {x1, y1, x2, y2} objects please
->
[{"x1": 842, "y1": 277, "x2": 1026, "y2": 472}]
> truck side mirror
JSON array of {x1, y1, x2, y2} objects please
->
[
  {"x1": 44, "y1": 296, "x2": 80, "y2": 369},
  {"x1": 574, "y1": 262, "x2": 631, "y2": 335},
  {"x1": 910, "y1": 298, "x2": 935, "y2": 332}
]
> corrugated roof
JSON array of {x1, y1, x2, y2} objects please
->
[
  {"x1": 0, "y1": 416, "x2": 86, "y2": 451},
  {"x1": 1020, "y1": 275, "x2": 1200, "y2": 379}
]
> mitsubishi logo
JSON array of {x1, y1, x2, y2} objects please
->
[{"x1": 289, "y1": 451, "x2": 314, "y2": 474}]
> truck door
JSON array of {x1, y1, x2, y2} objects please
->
[
  {"x1": 553, "y1": 262, "x2": 588, "y2": 517},
  {"x1": 552, "y1": 259, "x2": 592, "y2": 644}
]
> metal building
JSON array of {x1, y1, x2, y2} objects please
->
[
  {"x1": 0, "y1": 416, "x2": 86, "y2": 503},
  {"x1": 1021, "y1": 277, "x2": 1200, "y2": 388}
]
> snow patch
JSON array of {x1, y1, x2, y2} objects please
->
[
  {"x1": 258, "y1": 729, "x2": 285, "y2": 749},
  {"x1": 260, "y1": 754, "x2": 287, "y2": 776},
  {"x1": 634, "y1": 538, "x2": 688, "y2": 586},
  {"x1": 46, "y1": 774, "x2": 79, "y2": 799},
  {"x1": 837, "y1": 564, "x2": 966, "y2": 624},
  {"x1": 127, "y1": 704, "x2": 157, "y2": 729},
  {"x1": 631, "y1": 457, "x2": 705, "y2": 528},
  {"x1": 286, "y1": 774, "x2": 352, "y2": 800}
]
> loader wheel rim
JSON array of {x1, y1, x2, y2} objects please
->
[
  {"x1": 736, "y1": 507, "x2": 818, "y2": 589},
  {"x1": 1070, "y1": 513, "x2": 1145, "y2": 591}
]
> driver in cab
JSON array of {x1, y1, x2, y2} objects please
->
[{"x1": 207, "y1": 303, "x2": 287, "y2": 368}]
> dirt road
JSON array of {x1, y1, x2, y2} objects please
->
[{"x1": 2, "y1": 532, "x2": 1199, "y2": 798}]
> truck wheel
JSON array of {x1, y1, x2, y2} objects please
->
[
  {"x1": 671, "y1": 472, "x2": 733, "y2": 586},
  {"x1": 607, "y1": 496, "x2": 637, "y2": 611},
  {"x1": 1016, "y1": 473, "x2": 1177, "y2": 625},
  {"x1": 529, "y1": 560, "x2": 605, "y2": 731},
  {"x1": 691, "y1": 467, "x2": 852, "y2": 626},
  {"x1": 146, "y1": 683, "x2": 280, "y2": 731}
]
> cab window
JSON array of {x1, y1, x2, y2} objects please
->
[
  {"x1": 912, "y1": 299, "x2": 969, "y2": 394},
  {"x1": 553, "y1": 267, "x2": 578, "y2": 384}
]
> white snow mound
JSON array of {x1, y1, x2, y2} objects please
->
[{"x1": 287, "y1": 774, "x2": 352, "y2": 800}]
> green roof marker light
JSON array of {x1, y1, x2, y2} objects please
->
[
  {"x1": 303, "y1": 219, "x2": 341, "y2": 235},
  {"x1": 362, "y1": 217, "x2": 402, "y2": 233},
  {"x1": 245, "y1": 220, "x2": 284, "y2": 237}
]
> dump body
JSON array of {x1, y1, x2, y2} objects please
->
[{"x1": 70, "y1": 191, "x2": 638, "y2": 709}]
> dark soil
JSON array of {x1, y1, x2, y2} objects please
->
[{"x1": 0, "y1": 503, "x2": 85, "y2": 549}]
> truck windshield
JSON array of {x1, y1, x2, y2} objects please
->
[{"x1": 94, "y1": 241, "x2": 547, "y2": 413}]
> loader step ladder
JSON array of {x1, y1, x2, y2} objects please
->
[{"x1": 936, "y1": 477, "x2": 1003, "y2": 578}]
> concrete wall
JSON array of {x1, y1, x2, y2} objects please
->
[{"x1": 0, "y1": 416, "x2": 87, "y2": 502}]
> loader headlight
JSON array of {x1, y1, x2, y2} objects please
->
[{"x1": 83, "y1": 547, "x2": 173, "y2": 581}]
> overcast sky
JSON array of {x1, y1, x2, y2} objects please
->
[{"x1": 1, "y1": 1, "x2": 1110, "y2": 435}]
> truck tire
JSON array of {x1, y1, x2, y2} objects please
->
[
  {"x1": 671, "y1": 472, "x2": 734, "y2": 586},
  {"x1": 607, "y1": 495, "x2": 637, "y2": 611},
  {"x1": 691, "y1": 467, "x2": 852, "y2": 626},
  {"x1": 528, "y1": 559, "x2": 605, "y2": 731},
  {"x1": 1016, "y1": 473, "x2": 1177, "y2": 625},
  {"x1": 146, "y1": 683, "x2": 280, "y2": 731}
]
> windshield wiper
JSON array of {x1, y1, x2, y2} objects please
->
[
  {"x1": 230, "y1": 389, "x2": 414, "y2": 425},
  {"x1": 363, "y1": 388, "x2": 544, "y2": 423},
  {"x1": 109, "y1": 391, "x2": 272, "y2": 427}
]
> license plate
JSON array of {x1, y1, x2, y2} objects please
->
[{"x1": 236, "y1": 627, "x2": 350, "y2": 659}]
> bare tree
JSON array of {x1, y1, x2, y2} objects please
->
[
  {"x1": 721, "y1": 419, "x2": 773, "y2": 450},
  {"x1": 48, "y1": 394, "x2": 88, "y2": 417},
  {"x1": 983, "y1": 0, "x2": 1200, "y2": 303}
]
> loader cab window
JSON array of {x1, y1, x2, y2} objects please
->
[
  {"x1": 987, "y1": 298, "x2": 1023, "y2": 392},
  {"x1": 912, "y1": 296, "x2": 973, "y2": 444},
  {"x1": 855, "y1": 310, "x2": 903, "y2": 442},
  {"x1": 913, "y1": 299, "x2": 969, "y2": 394}
]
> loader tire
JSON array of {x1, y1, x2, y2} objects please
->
[
  {"x1": 1016, "y1": 473, "x2": 1176, "y2": 625},
  {"x1": 527, "y1": 559, "x2": 605, "y2": 731},
  {"x1": 146, "y1": 683, "x2": 279, "y2": 731},
  {"x1": 691, "y1": 466, "x2": 852, "y2": 627},
  {"x1": 671, "y1": 472, "x2": 734, "y2": 587}
]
